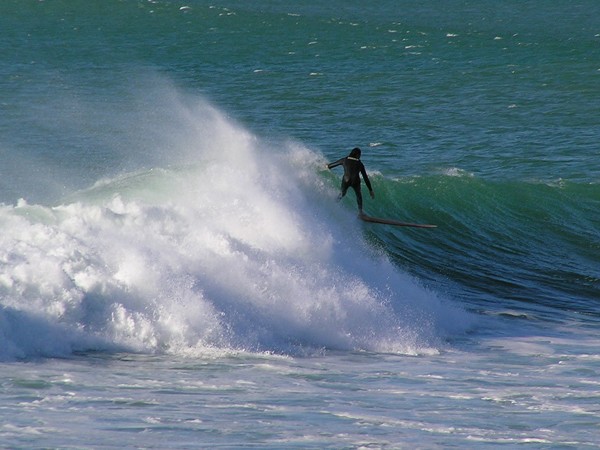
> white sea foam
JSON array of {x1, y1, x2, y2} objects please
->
[
  {"x1": 0, "y1": 92, "x2": 471, "y2": 360},
  {"x1": 441, "y1": 167, "x2": 474, "y2": 177}
]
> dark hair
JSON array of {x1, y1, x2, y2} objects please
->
[{"x1": 349, "y1": 147, "x2": 361, "y2": 158}]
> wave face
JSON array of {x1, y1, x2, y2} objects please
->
[
  {"x1": 361, "y1": 171, "x2": 600, "y2": 316},
  {"x1": 0, "y1": 94, "x2": 470, "y2": 361}
]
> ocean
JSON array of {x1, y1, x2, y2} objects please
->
[{"x1": 1, "y1": 0, "x2": 599, "y2": 447}]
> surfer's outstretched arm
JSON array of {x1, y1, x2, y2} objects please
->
[
  {"x1": 360, "y1": 164, "x2": 375, "y2": 199},
  {"x1": 326, "y1": 158, "x2": 345, "y2": 170}
]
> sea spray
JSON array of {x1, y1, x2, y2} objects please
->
[{"x1": 0, "y1": 96, "x2": 470, "y2": 361}]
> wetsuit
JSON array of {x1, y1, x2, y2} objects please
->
[{"x1": 327, "y1": 156, "x2": 373, "y2": 212}]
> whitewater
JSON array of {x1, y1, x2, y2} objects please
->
[{"x1": 0, "y1": 92, "x2": 467, "y2": 361}]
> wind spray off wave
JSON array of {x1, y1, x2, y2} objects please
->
[{"x1": 0, "y1": 94, "x2": 470, "y2": 360}]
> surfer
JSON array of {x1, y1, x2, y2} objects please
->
[{"x1": 326, "y1": 147, "x2": 374, "y2": 215}]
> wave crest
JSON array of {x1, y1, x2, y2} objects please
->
[{"x1": 0, "y1": 96, "x2": 469, "y2": 361}]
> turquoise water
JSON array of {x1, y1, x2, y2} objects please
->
[{"x1": 1, "y1": 0, "x2": 600, "y2": 447}]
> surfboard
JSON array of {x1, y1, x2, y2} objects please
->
[{"x1": 359, "y1": 214, "x2": 437, "y2": 228}]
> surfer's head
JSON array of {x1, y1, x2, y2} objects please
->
[{"x1": 349, "y1": 147, "x2": 361, "y2": 159}]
